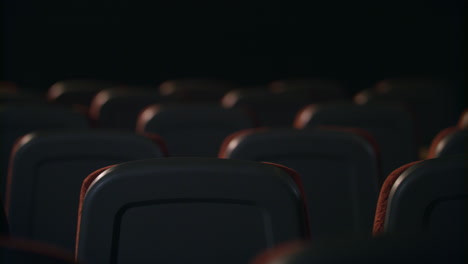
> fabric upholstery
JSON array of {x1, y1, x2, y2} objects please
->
[
  {"x1": 219, "y1": 128, "x2": 380, "y2": 238},
  {"x1": 75, "y1": 165, "x2": 115, "y2": 256},
  {"x1": 427, "y1": 127, "x2": 459, "y2": 158},
  {"x1": 373, "y1": 161, "x2": 422, "y2": 236},
  {"x1": 458, "y1": 109, "x2": 468, "y2": 129},
  {"x1": 218, "y1": 128, "x2": 269, "y2": 158},
  {"x1": 6, "y1": 131, "x2": 165, "y2": 252},
  {"x1": 294, "y1": 103, "x2": 417, "y2": 176},
  {"x1": 263, "y1": 162, "x2": 311, "y2": 237},
  {"x1": 75, "y1": 158, "x2": 309, "y2": 264},
  {"x1": 139, "y1": 132, "x2": 169, "y2": 157},
  {"x1": 250, "y1": 241, "x2": 308, "y2": 264},
  {"x1": 137, "y1": 104, "x2": 254, "y2": 157}
]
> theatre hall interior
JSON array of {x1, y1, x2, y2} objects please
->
[{"x1": 0, "y1": 1, "x2": 466, "y2": 263}]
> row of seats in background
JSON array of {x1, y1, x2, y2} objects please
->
[
  {"x1": 0, "y1": 79, "x2": 467, "y2": 263},
  {"x1": 1, "y1": 78, "x2": 466, "y2": 162}
]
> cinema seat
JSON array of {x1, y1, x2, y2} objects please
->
[
  {"x1": 295, "y1": 103, "x2": 417, "y2": 177},
  {"x1": 373, "y1": 156, "x2": 468, "y2": 237},
  {"x1": 251, "y1": 235, "x2": 466, "y2": 264},
  {"x1": 220, "y1": 128, "x2": 380, "y2": 238},
  {"x1": 269, "y1": 79, "x2": 347, "y2": 101},
  {"x1": 76, "y1": 158, "x2": 309, "y2": 264},
  {"x1": 0, "y1": 104, "x2": 89, "y2": 200},
  {"x1": 459, "y1": 109, "x2": 468, "y2": 129},
  {"x1": 428, "y1": 127, "x2": 468, "y2": 158},
  {"x1": 47, "y1": 80, "x2": 117, "y2": 107},
  {"x1": 137, "y1": 104, "x2": 254, "y2": 157},
  {"x1": 159, "y1": 79, "x2": 234, "y2": 102},
  {"x1": 0, "y1": 237, "x2": 77, "y2": 264},
  {"x1": 222, "y1": 89, "x2": 312, "y2": 127},
  {"x1": 6, "y1": 131, "x2": 166, "y2": 252},
  {"x1": 354, "y1": 78, "x2": 461, "y2": 148},
  {"x1": 0, "y1": 81, "x2": 18, "y2": 93},
  {"x1": 89, "y1": 88, "x2": 161, "y2": 130},
  {"x1": 0, "y1": 89, "x2": 44, "y2": 105}
]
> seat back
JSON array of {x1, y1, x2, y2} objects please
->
[
  {"x1": 6, "y1": 131, "x2": 166, "y2": 252},
  {"x1": 0, "y1": 104, "x2": 89, "y2": 200},
  {"x1": 0, "y1": 90, "x2": 43, "y2": 105},
  {"x1": 0, "y1": 81, "x2": 18, "y2": 93},
  {"x1": 137, "y1": 104, "x2": 254, "y2": 157},
  {"x1": 47, "y1": 80, "x2": 117, "y2": 106},
  {"x1": 89, "y1": 88, "x2": 161, "y2": 130},
  {"x1": 354, "y1": 79, "x2": 461, "y2": 147},
  {"x1": 220, "y1": 128, "x2": 380, "y2": 238},
  {"x1": 269, "y1": 79, "x2": 346, "y2": 101},
  {"x1": 295, "y1": 103, "x2": 417, "y2": 176},
  {"x1": 0, "y1": 90, "x2": 20, "y2": 104},
  {"x1": 459, "y1": 109, "x2": 468, "y2": 129},
  {"x1": 428, "y1": 127, "x2": 468, "y2": 158},
  {"x1": 0, "y1": 237, "x2": 76, "y2": 264},
  {"x1": 373, "y1": 156, "x2": 468, "y2": 237},
  {"x1": 159, "y1": 79, "x2": 234, "y2": 102},
  {"x1": 76, "y1": 158, "x2": 308, "y2": 264},
  {"x1": 222, "y1": 89, "x2": 312, "y2": 127}
]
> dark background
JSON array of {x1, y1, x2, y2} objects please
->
[{"x1": 1, "y1": 0, "x2": 465, "y2": 93}]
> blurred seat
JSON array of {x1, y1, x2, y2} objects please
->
[
  {"x1": 0, "y1": 81, "x2": 18, "y2": 93},
  {"x1": 428, "y1": 127, "x2": 468, "y2": 158},
  {"x1": 159, "y1": 79, "x2": 234, "y2": 102},
  {"x1": 0, "y1": 89, "x2": 20, "y2": 104},
  {"x1": 269, "y1": 79, "x2": 347, "y2": 101},
  {"x1": 47, "y1": 80, "x2": 118, "y2": 107},
  {"x1": 0, "y1": 104, "x2": 89, "y2": 200},
  {"x1": 6, "y1": 130, "x2": 166, "y2": 252},
  {"x1": 220, "y1": 128, "x2": 380, "y2": 238},
  {"x1": 459, "y1": 109, "x2": 468, "y2": 129},
  {"x1": 295, "y1": 103, "x2": 417, "y2": 177},
  {"x1": 0, "y1": 237, "x2": 77, "y2": 264},
  {"x1": 137, "y1": 104, "x2": 254, "y2": 157},
  {"x1": 354, "y1": 78, "x2": 462, "y2": 148},
  {"x1": 222, "y1": 89, "x2": 312, "y2": 127},
  {"x1": 373, "y1": 156, "x2": 468, "y2": 237},
  {"x1": 89, "y1": 88, "x2": 161, "y2": 130},
  {"x1": 0, "y1": 87, "x2": 44, "y2": 105},
  {"x1": 76, "y1": 158, "x2": 309, "y2": 264},
  {"x1": 251, "y1": 235, "x2": 466, "y2": 264}
]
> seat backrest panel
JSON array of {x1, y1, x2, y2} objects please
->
[
  {"x1": 221, "y1": 128, "x2": 380, "y2": 238},
  {"x1": 159, "y1": 79, "x2": 234, "y2": 102},
  {"x1": 76, "y1": 158, "x2": 308, "y2": 264},
  {"x1": 0, "y1": 104, "x2": 89, "y2": 200},
  {"x1": 90, "y1": 88, "x2": 161, "y2": 130},
  {"x1": 428, "y1": 128, "x2": 468, "y2": 158},
  {"x1": 7, "y1": 131, "x2": 164, "y2": 251},
  {"x1": 222, "y1": 89, "x2": 314, "y2": 127},
  {"x1": 296, "y1": 103, "x2": 417, "y2": 176},
  {"x1": 385, "y1": 156, "x2": 468, "y2": 236},
  {"x1": 138, "y1": 104, "x2": 254, "y2": 157},
  {"x1": 374, "y1": 156, "x2": 468, "y2": 238},
  {"x1": 47, "y1": 80, "x2": 118, "y2": 106},
  {"x1": 354, "y1": 79, "x2": 462, "y2": 147}
]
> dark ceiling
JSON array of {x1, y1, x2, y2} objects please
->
[{"x1": 1, "y1": 0, "x2": 465, "y2": 92}]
